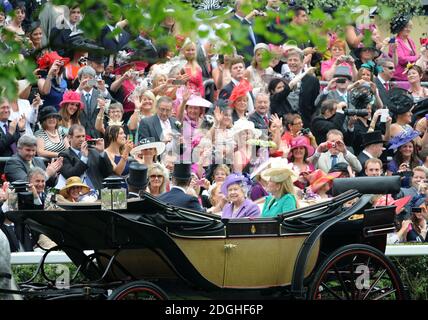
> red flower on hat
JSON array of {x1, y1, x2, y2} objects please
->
[
  {"x1": 229, "y1": 79, "x2": 252, "y2": 105},
  {"x1": 37, "y1": 51, "x2": 70, "y2": 70},
  {"x1": 420, "y1": 37, "x2": 428, "y2": 47},
  {"x1": 113, "y1": 61, "x2": 149, "y2": 75}
]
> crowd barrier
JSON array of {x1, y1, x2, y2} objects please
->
[{"x1": 9, "y1": 245, "x2": 428, "y2": 265}]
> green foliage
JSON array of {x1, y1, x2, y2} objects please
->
[
  {"x1": 391, "y1": 256, "x2": 428, "y2": 300},
  {"x1": 12, "y1": 263, "x2": 86, "y2": 285}
]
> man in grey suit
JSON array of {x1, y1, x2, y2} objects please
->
[
  {"x1": 137, "y1": 96, "x2": 179, "y2": 143},
  {"x1": 77, "y1": 66, "x2": 113, "y2": 139},
  {"x1": 308, "y1": 129, "x2": 362, "y2": 174},
  {"x1": 59, "y1": 124, "x2": 113, "y2": 191},
  {"x1": 315, "y1": 66, "x2": 352, "y2": 109},
  {"x1": 375, "y1": 58, "x2": 395, "y2": 108},
  {"x1": 4, "y1": 135, "x2": 63, "y2": 185}
]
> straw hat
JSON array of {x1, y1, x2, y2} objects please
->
[
  {"x1": 261, "y1": 158, "x2": 298, "y2": 183},
  {"x1": 130, "y1": 137, "x2": 166, "y2": 158},
  {"x1": 231, "y1": 119, "x2": 262, "y2": 138},
  {"x1": 307, "y1": 169, "x2": 341, "y2": 193},
  {"x1": 59, "y1": 176, "x2": 90, "y2": 198}
]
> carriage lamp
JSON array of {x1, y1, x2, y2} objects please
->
[
  {"x1": 8, "y1": 181, "x2": 34, "y2": 211},
  {"x1": 101, "y1": 176, "x2": 127, "y2": 210}
]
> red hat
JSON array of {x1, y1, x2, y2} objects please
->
[
  {"x1": 37, "y1": 51, "x2": 70, "y2": 70},
  {"x1": 374, "y1": 195, "x2": 412, "y2": 214},
  {"x1": 307, "y1": 169, "x2": 341, "y2": 193},
  {"x1": 229, "y1": 79, "x2": 252, "y2": 105},
  {"x1": 59, "y1": 90, "x2": 84, "y2": 110},
  {"x1": 288, "y1": 136, "x2": 315, "y2": 160},
  {"x1": 113, "y1": 61, "x2": 148, "y2": 75}
]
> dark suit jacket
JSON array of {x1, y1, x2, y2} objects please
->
[
  {"x1": 137, "y1": 115, "x2": 179, "y2": 143},
  {"x1": 270, "y1": 84, "x2": 292, "y2": 118},
  {"x1": 59, "y1": 148, "x2": 113, "y2": 191},
  {"x1": 4, "y1": 155, "x2": 56, "y2": 186},
  {"x1": 311, "y1": 113, "x2": 346, "y2": 144},
  {"x1": 0, "y1": 223, "x2": 35, "y2": 252},
  {"x1": 229, "y1": 15, "x2": 258, "y2": 60},
  {"x1": 357, "y1": 152, "x2": 371, "y2": 176},
  {"x1": 374, "y1": 77, "x2": 393, "y2": 108},
  {"x1": 79, "y1": 89, "x2": 112, "y2": 139},
  {"x1": 248, "y1": 111, "x2": 269, "y2": 135},
  {"x1": 0, "y1": 121, "x2": 20, "y2": 157},
  {"x1": 99, "y1": 25, "x2": 131, "y2": 54},
  {"x1": 157, "y1": 187, "x2": 203, "y2": 212},
  {"x1": 299, "y1": 74, "x2": 320, "y2": 129}
]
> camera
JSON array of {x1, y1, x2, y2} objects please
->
[
  {"x1": 336, "y1": 78, "x2": 347, "y2": 84},
  {"x1": 411, "y1": 207, "x2": 422, "y2": 214},
  {"x1": 87, "y1": 139, "x2": 97, "y2": 147},
  {"x1": 344, "y1": 109, "x2": 369, "y2": 117},
  {"x1": 87, "y1": 79, "x2": 97, "y2": 87},
  {"x1": 300, "y1": 128, "x2": 311, "y2": 135},
  {"x1": 326, "y1": 141, "x2": 336, "y2": 149}
]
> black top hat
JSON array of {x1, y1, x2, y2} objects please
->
[
  {"x1": 388, "y1": 88, "x2": 414, "y2": 115},
  {"x1": 350, "y1": 86, "x2": 373, "y2": 109},
  {"x1": 87, "y1": 50, "x2": 106, "y2": 64},
  {"x1": 172, "y1": 163, "x2": 191, "y2": 180},
  {"x1": 333, "y1": 66, "x2": 352, "y2": 80},
  {"x1": 38, "y1": 106, "x2": 61, "y2": 122},
  {"x1": 412, "y1": 98, "x2": 428, "y2": 118},
  {"x1": 126, "y1": 162, "x2": 148, "y2": 190},
  {"x1": 328, "y1": 162, "x2": 349, "y2": 174},
  {"x1": 361, "y1": 130, "x2": 385, "y2": 147}
]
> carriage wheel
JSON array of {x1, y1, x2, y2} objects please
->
[
  {"x1": 308, "y1": 244, "x2": 406, "y2": 300},
  {"x1": 107, "y1": 280, "x2": 168, "y2": 300}
]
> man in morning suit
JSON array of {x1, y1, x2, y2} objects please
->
[
  {"x1": 0, "y1": 98, "x2": 23, "y2": 157},
  {"x1": 77, "y1": 66, "x2": 113, "y2": 139},
  {"x1": 375, "y1": 58, "x2": 395, "y2": 108},
  {"x1": 248, "y1": 93, "x2": 270, "y2": 138},
  {"x1": 357, "y1": 131, "x2": 385, "y2": 176},
  {"x1": 59, "y1": 124, "x2": 113, "y2": 191},
  {"x1": 137, "y1": 96, "x2": 179, "y2": 143},
  {"x1": 158, "y1": 163, "x2": 204, "y2": 212}
]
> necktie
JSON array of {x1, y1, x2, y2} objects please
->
[
  {"x1": 276, "y1": 15, "x2": 281, "y2": 25},
  {"x1": 77, "y1": 151, "x2": 82, "y2": 159},
  {"x1": 85, "y1": 93, "x2": 91, "y2": 106},
  {"x1": 4, "y1": 123, "x2": 17, "y2": 153},
  {"x1": 263, "y1": 115, "x2": 269, "y2": 127},
  {"x1": 331, "y1": 155, "x2": 338, "y2": 168},
  {"x1": 248, "y1": 24, "x2": 257, "y2": 46},
  {"x1": 385, "y1": 82, "x2": 389, "y2": 91}
]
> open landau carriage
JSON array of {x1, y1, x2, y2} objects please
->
[{"x1": 3, "y1": 176, "x2": 407, "y2": 300}]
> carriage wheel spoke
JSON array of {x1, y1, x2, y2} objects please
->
[
  {"x1": 319, "y1": 282, "x2": 345, "y2": 300},
  {"x1": 332, "y1": 264, "x2": 351, "y2": 300},
  {"x1": 372, "y1": 288, "x2": 397, "y2": 300},
  {"x1": 362, "y1": 269, "x2": 387, "y2": 300},
  {"x1": 349, "y1": 255, "x2": 357, "y2": 300}
]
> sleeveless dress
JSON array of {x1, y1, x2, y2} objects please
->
[{"x1": 34, "y1": 129, "x2": 67, "y2": 155}]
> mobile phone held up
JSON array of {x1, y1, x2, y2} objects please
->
[
  {"x1": 389, "y1": 37, "x2": 396, "y2": 44},
  {"x1": 87, "y1": 139, "x2": 97, "y2": 147}
]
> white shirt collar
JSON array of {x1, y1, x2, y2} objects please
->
[
  {"x1": 362, "y1": 150, "x2": 374, "y2": 159},
  {"x1": 377, "y1": 75, "x2": 387, "y2": 85}
]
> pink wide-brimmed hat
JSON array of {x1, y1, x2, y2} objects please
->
[
  {"x1": 186, "y1": 95, "x2": 212, "y2": 108},
  {"x1": 307, "y1": 169, "x2": 342, "y2": 193},
  {"x1": 287, "y1": 136, "x2": 315, "y2": 160},
  {"x1": 59, "y1": 90, "x2": 84, "y2": 109}
]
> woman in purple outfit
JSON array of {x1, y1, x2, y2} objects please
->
[{"x1": 221, "y1": 173, "x2": 260, "y2": 219}]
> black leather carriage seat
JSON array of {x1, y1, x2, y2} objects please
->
[{"x1": 332, "y1": 176, "x2": 401, "y2": 197}]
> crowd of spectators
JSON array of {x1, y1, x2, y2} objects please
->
[{"x1": 2, "y1": 0, "x2": 428, "y2": 252}]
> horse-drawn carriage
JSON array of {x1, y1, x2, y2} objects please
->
[{"x1": 1, "y1": 176, "x2": 407, "y2": 300}]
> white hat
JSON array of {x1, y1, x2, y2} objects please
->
[
  {"x1": 186, "y1": 95, "x2": 212, "y2": 108},
  {"x1": 254, "y1": 43, "x2": 270, "y2": 54},
  {"x1": 231, "y1": 119, "x2": 262, "y2": 138},
  {"x1": 130, "y1": 137, "x2": 166, "y2": 158}
]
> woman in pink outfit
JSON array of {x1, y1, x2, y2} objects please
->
[{"x1": 389, "y1": 15, "x2": 419, "y2": 81}]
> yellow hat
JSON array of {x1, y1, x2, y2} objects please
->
[
  {"x1": 59, "y1": 176, "x2": 90, "y2": 198},
  {"x1": 261, "y1": 159, "x2": 298, "y2": 183}
]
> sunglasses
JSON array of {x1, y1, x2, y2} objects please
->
[
  {"x1": 150, "y1": 175, "x2": 163, "y2": 179},
  {"x1": 385, "y1": 66, "x2": 395, "y2": 70}
]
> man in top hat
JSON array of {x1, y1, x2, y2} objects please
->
[
  {"x1": 127, "y1": 162, "x2": 148, "y2": 199},
  {"x1": 157, "y1": 163, "x2": 204, "y2": 212},
  {"x1": 315, "y1": 66, "x2": 353, "y2": 108},
  {"x1": 357, "y1": 131, "x2": 385, "y2": 175}
]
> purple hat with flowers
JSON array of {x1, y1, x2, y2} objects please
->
[
  {"x1": 221, "y1": 173, "x2": 251, "y2": 197},
  {"x1": 388, "y1": 129, "x2": 420, "y2": 151}
]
